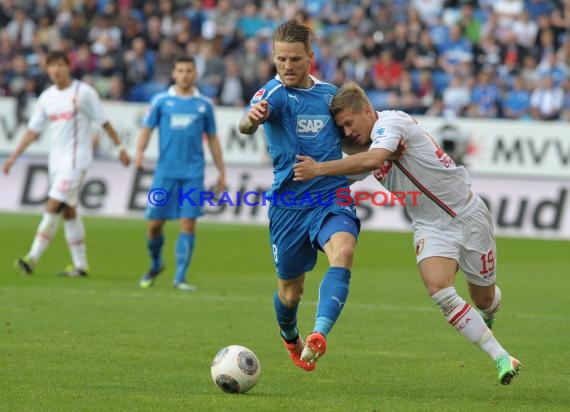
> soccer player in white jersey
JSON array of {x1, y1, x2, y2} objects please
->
[
  {"x1": 293, "y1": 82, "x2": 522, "y2": 385},
  {"x1": 3, "y1": 51, "x2": 130, "y2": 277}
]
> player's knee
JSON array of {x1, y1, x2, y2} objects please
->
[
  {"x1": 278, "y1": 284, "x2": 303, "y2": 308},
  {"x1": 426, "y1": 284, "x2": 448, "y2": 297},
  {"x1": 473, "y1": 294, "x2": 494, "y2": 310},
  {"x1": 329, "y1": 243, "x2": 355, "y2": 267},
  {"x1": 148, "y1": 226, "x2": 163, "y2": 238},
  {"x1": 279, "y1": 291, "x2": 302, "y2": 308}
]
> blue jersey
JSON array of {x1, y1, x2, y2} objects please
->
[
  {"x1": 143, "y1": 86, "x2": 216, "y2": 179},
  {"x1": 249, "y1": 76, "x2": 348, "y2": 209}
]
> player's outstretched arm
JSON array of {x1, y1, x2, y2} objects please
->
[
  {"x1": 2, "y1": 129, "x2": 39, "y2": 175},
  {"x1": 134, "y1": 127, "x2": 153, "y2": 170},
  {"x1": 238, "y1": 100, "x2": 269, "y2": 135},
  {"x1": 207, "y1": 134, "x2": 226, "y2": 192},
  {"x1": 293, "y1": 148, "x2": 393, "y2": 181},
  {"x1": 102, "y1": 122, "x2": 130, "y2": 166}
]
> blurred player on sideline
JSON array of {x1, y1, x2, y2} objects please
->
[
  {"x1": 135, "y1": 55, "x2": 225, "y2": 292},
  {"x1": 238, "y1": 20, "x2": 360, "y2": 371},
  {"x1": 3, "y1": 51, "x2": 130, "y2": 277},
  {"x1": 293, "y1": 82, "x2": 521, "y2": 384}
]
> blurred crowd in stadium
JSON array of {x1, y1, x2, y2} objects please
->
[{"x1": 1, "y1": 0, "x2": 569, "y2": 121}]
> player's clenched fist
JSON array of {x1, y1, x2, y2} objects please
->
[{"x1": 246, "y1": 100, "x2": 269, "y2": 126}]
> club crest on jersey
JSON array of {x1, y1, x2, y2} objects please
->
[
  {"x1": 373, "y1": 127, "x2": 387, "y2": 144},
  {"x1": 415, "y1": 239, "x2": 424, "y2": 256},
  {"x1": 324, "y1": 93, "x2": 333, "y2": 106},
  {"x1": 296, "y1": 115, "x2": 330, "y2": 138},
  {"x1": 252, "y1": 89, "x2": 265, "y2": 102}
]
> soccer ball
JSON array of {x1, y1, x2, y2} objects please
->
[{"x1": 211, "y1": 345, "x2": 260, "y2": 394}]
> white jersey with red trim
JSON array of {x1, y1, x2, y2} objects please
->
[
  {"x1": 368, "y1": 110, "x2": 471, "y2": 226},
  {"x1": 27, "y1": 80, "x2": 108, "y2": 172}
]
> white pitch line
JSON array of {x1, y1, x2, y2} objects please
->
[{"x1": 1, "y1": 285, "x2": 567, "y2": 321}]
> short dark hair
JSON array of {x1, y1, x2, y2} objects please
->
[
  {"x1": 174, "y1": 55, "x2": 196, "y2": 66},
  {"x1": 46, "y1": 51, "x2": 70, "y2": 66}
]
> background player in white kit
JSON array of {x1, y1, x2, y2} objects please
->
[
  {"x1": 2, "y1": 51, "x2": 130, "y2": 277},
  {"x1": 293, "y1": 82, "x2": 522, "y2": 385}
]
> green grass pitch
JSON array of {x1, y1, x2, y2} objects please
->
[{"x1": 1, "y1": 212, "x2": 569, "y2": 411}]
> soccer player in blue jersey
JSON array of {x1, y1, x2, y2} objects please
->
[
  {"x1": 135, "y1": 55, "x2": 225, "y2": 292},
  {"x1": 238, "y1": 20, "x2": 360, "y2": 371}
]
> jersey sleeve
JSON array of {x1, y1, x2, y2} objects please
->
[
  {"x1": 368, "y1": 112, "x2": 411, "y2": 153},
  {"x1": 141, "y1": 95, "x2": 162, "y2": 129},
  {"x1": 204, "y1": 100, "x2": 217, "y2": 135},
  {"x1": 247, "y1": 81, "x2": 286, "y2": 123},
  {"x1": 27, "y1": 95, "x2": 48, "y2": 133},
  {"x1": 82, "y1": 84, "x2": 109, "y2": 126}
]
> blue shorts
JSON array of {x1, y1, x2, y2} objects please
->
[
  {"x1": 268, "y1": 204, "x2": 360, "y2": 280},
  {"x1": 145, "y1": 176, "x2": 204, "y2": 221}
]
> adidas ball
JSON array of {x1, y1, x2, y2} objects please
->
[{"x1": 211, "y1": 345, "x2": 260, "y2": 394}]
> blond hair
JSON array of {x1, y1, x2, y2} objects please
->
[
  {"x1": 330, "y1": 82, "x2": 373, "y2": 117},
  {"x1": 273, "y1": 19, "x2": 313, "y2": 53}
]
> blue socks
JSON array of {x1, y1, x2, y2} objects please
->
[
  {"x1": 314, "y1": 267, "x2": 351, "y2": 336},
  {"x1": 175, "y1": 233, "x2": 195, "y2": 284},
  {"x1": 147, "y1": 235, "x2": 164, "y2": 271},
  {"x1": 274, "y1": 291, "x2": 299, "y2": 341}
]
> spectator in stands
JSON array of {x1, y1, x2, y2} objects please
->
[
  {"x1": 468, "y1": 68, "x2": 501, "y2": 118},
  {"x1": 530, "y1": 74, "x2": 565, "y2": 120},
  {"x1": 0, "y1": 0, "x2": 568, "y2": 120},
  {"x1": 144, "y1": 16, "x2": 163, "y2": 52},
  {"x1": 438, "y1": 24, "x2": 473, "y2": 75},
  {"x1": 443, "y1": 74, "x2": 471, "y2": 118},
  {"x1": 536, "y1": 53, "x2": 569, "y2": 86},
  {"x1": 6, "y1": 7, "x2": 35, "y2": 50},
  {"x1": 499, "y1": 30, "x2": 528, "y2": 76},
  {"x1": 88, "y1": 13, "x2": 122, "y2": 56},
  {"x1": 123, "y1": 37, "x2": 155, "y2": 88},
  {"x1": 210, "y1": 0, "x2": 238, "y2": 50},
  {"x1": 411, "y1": 29, "x2": 439, "y2": 71},
  {"x1": 70, "y1": 43, "x2": 98, "y2": 80},
  {"x1": 217, "y1": 57, "x2": 246, "y2": 107},
  {"x1": 458, "y1": 2, "x2": 482, "y2": 45},
  {"x1": 512, "y1": 10, "x2": 538, "y2": 49},
  {"x1": 373, "y1": 49, "x2": 403, "y2": 91},
  {"x1": 561, "y1": 79, "x2": 570, "y2": 121},
  {"x1": 520, "y1": 54, "x2": 540, "y2": 90},
  {"x1": 502, "y1": 74, "x2": 531, "y2": 119},
  {"x1": 153, "y1": 39, "x2": 177, "y2": 84}
]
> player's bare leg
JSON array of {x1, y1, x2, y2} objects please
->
[
  {"x1": 301, "y1": 230, "x2": 356, "y2": 366},
  {"x1": 275, "y1": 274, "x2": 315, "y2": 371},
  {"x1": 469, "y1": 283, "x2": 501, "y2": 330},
  {"x1": 16, "y1": 198, "x2": 62, "y2": 275},
  {"x1": 419, "y1": 257, "x2": 521, "y2": 384},
  {"x1": 139, "y1": 220, "x2": 166, "y2": 287}
]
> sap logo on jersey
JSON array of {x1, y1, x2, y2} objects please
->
[
  {"x1": 170, "y1": 114, "x2": 197, "y2": 129},
  {"x1": 296, "y1": 115, "x2": 330, "y2": 138}
]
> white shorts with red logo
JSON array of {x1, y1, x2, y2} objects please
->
[
  {"x1": 412, "y1": 195, "x2": 497, "y2": 286},
  {"x1": 48, "y1": 170, "x2": 87, "y2": 207}
]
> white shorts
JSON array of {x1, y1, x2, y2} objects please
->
[
  {"x1": 413, "y1": 195, "x2": 497, "y2": 286},
  {"x1": 48, "y1": 170, "x2": 87, "y2": 208}
]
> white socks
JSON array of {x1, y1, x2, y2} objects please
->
[
  {"x1": 432, "y1": 287, "x2": 508, "y2": 360},
  {"x1": 28, "y1": 212, "x2": 60, "y2": 262},
  {"x1": 64, "y1": 217, "x2": 88, "y2": 270}
]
